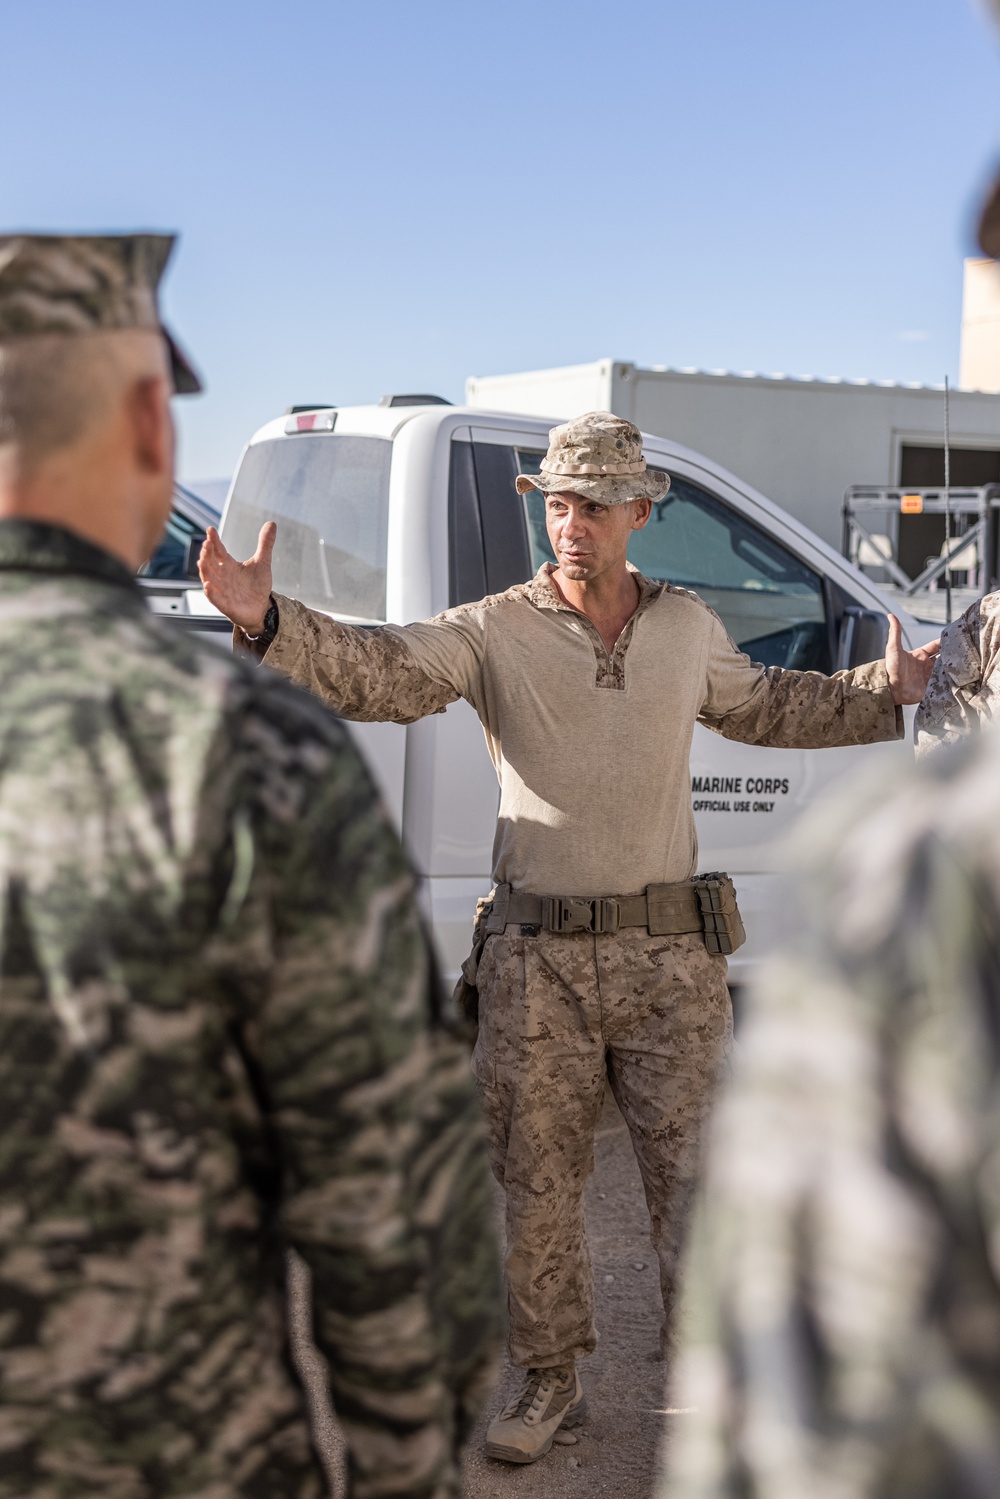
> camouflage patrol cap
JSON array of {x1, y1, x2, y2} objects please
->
[
  {"x1": 515, "y1": 412, "x2": 669, "y2": 506},
  {"x1": 0, "y1": 233, "x2": 201, "y2": 394}
]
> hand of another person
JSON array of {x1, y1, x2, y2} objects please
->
[
  {"x1": 198, "y1": 522, "x2": 276, "y2": 636},
  {"x1": 885, "y1": 613, "x2": 941, "y2": 705}
]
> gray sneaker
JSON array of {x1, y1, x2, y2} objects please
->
[{"x1": 485, "y1": 1365, "x2": 587, "y2": 1464}]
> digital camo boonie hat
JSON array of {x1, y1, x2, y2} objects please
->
[
  {"x1": 0, "y1": 233, "x2": 202, "y2": 394},
  {"x1": 515, "y1": 412, "x2": 669, "y2": 506}
]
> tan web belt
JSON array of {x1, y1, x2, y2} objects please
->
[
  {"x1": 484, "y1": 875, "x2": 745, "y2": 955},
  {"x1": 503, "y1": 888, "x2": 700, "y2": 935}
]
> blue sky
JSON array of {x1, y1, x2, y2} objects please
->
[{"x1": 2, "y1": 0, "x2": 998, "y2": 482}]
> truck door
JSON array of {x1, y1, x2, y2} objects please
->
[
  {"x1": 403, "y1": 426, "x2": 533, "y2": 882},
  {"x1": 401, "y1": 428, "x2": 540, "y2": 978}
]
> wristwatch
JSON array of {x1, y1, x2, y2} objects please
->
[{"x1": 245, "y1": 597, "x2": 279, "y2": 647}]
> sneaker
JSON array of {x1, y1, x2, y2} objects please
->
[{"x1": 485, "y1": 1364, "x2": 587, "y2": 1464}]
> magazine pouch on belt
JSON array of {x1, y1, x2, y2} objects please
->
[{"x1": 692, "y1": 872, "x2": 746, "y2": 956}]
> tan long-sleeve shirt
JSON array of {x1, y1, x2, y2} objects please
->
[{"x1": 247, "y1": 564, "x2": 902, "y2": 898}]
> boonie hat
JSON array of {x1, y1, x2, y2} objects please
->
[
  {"x1": 515, "y1": 412, "x2": 669, "y2": 506},
  {"x1": 0, "y1": 233, "x2": 201, "y2": 394}
]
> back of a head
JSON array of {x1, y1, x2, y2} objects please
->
[
  {"x1": 0, "y1": 233, "x2": 199, "y2": 474},
  {"x1": 0, "y1": 329, "x2": 169, "y2": 475},
  {"x1": 0, "y1": 233, "x2": 201, "y2": 564}
]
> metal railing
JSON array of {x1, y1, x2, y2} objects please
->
[{"x1": 843, "y1": 485, "x2": 1000, "y2": 608}]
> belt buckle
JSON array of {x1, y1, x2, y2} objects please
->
[{"x1": 544, "y1": 897, "x2": 620, "y2": 934}]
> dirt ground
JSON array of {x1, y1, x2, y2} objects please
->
[{"x1": 290, "y1": 1088, "x2": 682, "y2": 1499}]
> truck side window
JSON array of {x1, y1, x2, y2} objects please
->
[
  {"x1": 448, "y1": 441, "x2": 534, "y2": 604},
  {"x1": 515, "y1": 453, "x2": 832, "y2": 673},
  {"x1": 140, "y1": 505, "x2": 206, "y2": 581},
  {"x1": 448, "y1": 441, "x2": 487, "y2": 607}
]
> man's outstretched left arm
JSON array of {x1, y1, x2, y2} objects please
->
[{"x1": 700, "y1": 613, "x2": 939, "y2": 749}]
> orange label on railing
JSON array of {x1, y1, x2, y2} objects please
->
[{"x1": 900, "y1": 493, "x2": 924, "y2": 514}]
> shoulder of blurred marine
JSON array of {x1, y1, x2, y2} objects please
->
[
  {"x1": 780, "y1": 719, "x2": 1000, "y2": 977},
  {"x1": 0, "y1": 516, "x2": 381, "y2": 836}
]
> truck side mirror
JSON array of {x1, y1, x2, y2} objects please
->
[{"x1": 837, "y1": 605, "x2": 889, "y2": 670}]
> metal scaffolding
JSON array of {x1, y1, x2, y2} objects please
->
[{"x1": 843, "y1": 483, "x2": 1000, "y2": 622}]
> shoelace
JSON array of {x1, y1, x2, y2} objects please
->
[{"x1": 502, "y1": 1368, "x2": 571, "y2": 1421}]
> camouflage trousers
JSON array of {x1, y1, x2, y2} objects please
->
[{"x1": 471, "y1": 927, "x2": 731, "y2": 1369}]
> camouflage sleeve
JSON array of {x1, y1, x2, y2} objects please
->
[
  {"x1": 699, "y1": 616, "x2": 902, "y2": 747},
  {"x1": 224, "y1": 677, "x2": 502, "y2": 1497},
  {"x1": 239, "y1": 593, "x2": 463, "y2": 723},
  {"x1": 914, "y1": 600, "x2": 985, "y2": 757}
]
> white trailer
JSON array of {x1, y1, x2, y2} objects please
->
[{"x1": 467, "y1": 359, "x2": 1000, "y2": 558}]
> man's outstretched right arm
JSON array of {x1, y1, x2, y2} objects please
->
[
  {"x1": 254, "y1": 592, "x2": 464, "y2": 722},
  {"x1": 199, "y1": 523, "x2": 468, "y2": 722}
]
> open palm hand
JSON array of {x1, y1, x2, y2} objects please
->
[
  {"x1": 885, "y1": 613, "x2": 940, "y2": 706},
  {"x1": 198, "y1": 522, "x2": 276, "y2": 635}
]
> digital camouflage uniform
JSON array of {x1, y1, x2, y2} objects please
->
[
  {"x1": 243, "y1": 527, "x2": 902, "y2": 1373},
  {"x1": 0, "y1": 520, "x2": 501, "y2": 1499},
  {"x1": 915, "y1": 591, "x2": 1000, "y2": 756},
  {"x1": 658, "y1": 736, "x2": 1000, "y2": 1499}
]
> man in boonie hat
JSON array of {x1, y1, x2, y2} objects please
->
[
  {"x1": 0, "y1": 235, "x2": 501, "y2": 1497},
  {"x1": 202, "y1": 407, "x2": 938, "y2": 1465}
]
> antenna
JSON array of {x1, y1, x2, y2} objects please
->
[{"x1": 944, "y1": 374, "x2": 952, "y2": 625}]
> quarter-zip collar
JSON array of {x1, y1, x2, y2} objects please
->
[
  {"x1": 524, "y1": 561, "x2": 665, "y2": 690},
  {"x1": 0, "y1": 519, "x2": 143, "y2": 595},
  {"x1": 524, "y1": 560, "x2": 663, "y2": 616}
]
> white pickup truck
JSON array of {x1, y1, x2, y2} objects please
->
[{"x1": 151, "y1": 396, "x2": 934, "y2": 985}]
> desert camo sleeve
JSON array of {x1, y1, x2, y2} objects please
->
[
  {"x1": 913, "y1": 595, "x2": 1000, "y2": 757},
  {"x1": 698, "y1": 611, "x2": 902, "y2": 747},
  {"x1": 222, "y1": 676, "x2": 502, "y2": 1498},
  {"x1": 236, "y1": 592, "x2": 486, "y2": 724}
]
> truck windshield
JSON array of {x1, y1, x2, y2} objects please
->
[{"x1": 222, "y1": 434, "x2": 392, "y2": 622}]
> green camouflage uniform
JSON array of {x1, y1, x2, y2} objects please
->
[
  {"x1": 0, "y1": 519, "x2": 501, "y2": 1499},
  {"x1": 658, "y1": 736, "x2": 1000, "y2": 1499}
]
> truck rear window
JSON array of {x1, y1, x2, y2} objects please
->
[{"x1": 222, "y1": 434, "x2": 391, "y2": 622}]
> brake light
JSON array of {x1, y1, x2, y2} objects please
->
[{"x1": 284, "y1": 411, "x2": 336, "y2": 434}]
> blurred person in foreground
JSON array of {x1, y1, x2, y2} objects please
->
[
  {"x1": 658, "y1": 735, "x2": 1000, "y2": 1498},
  {"x1": 915, "y1": 0, "x2": 1000, "y2": 758},
  {"x1": 658, "y1": 111, "x2": 1000, "y2": 1498},
  {"x1": 0, "y1": 232, "x2": 500, "y2": 1499}
]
